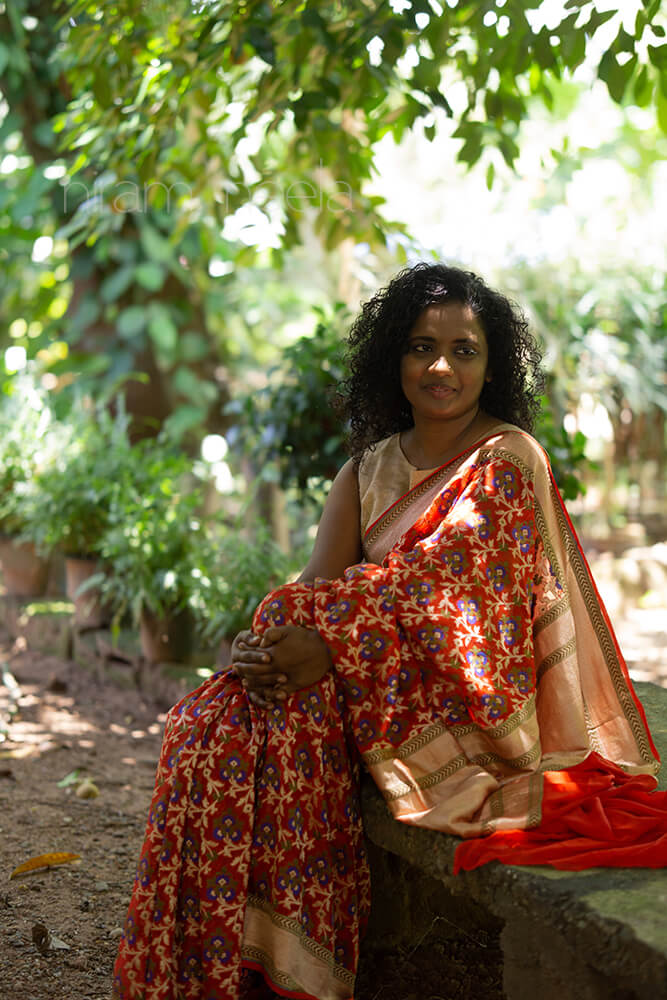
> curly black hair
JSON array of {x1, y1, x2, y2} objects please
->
[{"x1": 337, "y1": 263, "x2": 544, "y2": 461}]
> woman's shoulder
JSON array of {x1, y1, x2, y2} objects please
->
[
  {"x1": 358, "y1": 433, "x2": 403, "y2": 477},
  {"x1": 478, "y1": 423, "x2": 552, "y2": 477},
  {"x1": 357, "y1": 434, "x2": 411, "y2": 534}
]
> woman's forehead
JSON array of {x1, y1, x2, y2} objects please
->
[{"x1": 410, "y1": 302, "x2": 486, "y2": 341}]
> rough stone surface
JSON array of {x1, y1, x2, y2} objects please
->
[{"x1": 360, "y1": 681, "x2": 667, "y2": 1000}]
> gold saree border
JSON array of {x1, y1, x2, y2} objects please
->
[
  {"x1": 364, "y1": 460, "x2": 457, "y2": 554},
  {"x1": 533, "y1": 594, "x2": 569, "y2": 637},
  {"x1": 536, "y1": 636, "x2": 577, "y2": 682},
  {"x1": 243, "y1": 895, "x2": 354, "y2": 1000},
  {"x1": 363, "y1": 696, "x2": 538, "y2": 767},
  {"x1": 381, "y1": 741, "x2": 543, "y2": 804},
  {"x1": 382, "y1": 753, "x2": 469, "y2": 802},
  {"x1": 480, "y1": 439, "x2": 658, "y2": 773},
  {"x1": 363, "y1": 424, "x2": 519, "y2": 559}
]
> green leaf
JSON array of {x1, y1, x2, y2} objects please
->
[
  {"x1": 100, "y1": 266, "x2": 135, "y2": 303},
  {"x1": 648, "y1": 43, "x2": 667, "y2": 70},
  {"x1": 135, "y1": 262, "x2": 165, "y2": 291},
  {"x1": 148, "y1": 303, "x2": 178, "y2": 356},
  {"x1": 179, "y1": 331, "x2": 209, "y2": 361},
  {"x1": 657, "y1": 86, "x2": 667, "y2": 134},
  {"x1": 92, "y1": 70, "x2": 112, "y2": 107},
  {"x1": 173, "y1": 368, "x2": 215, "y2": 403},
  {"x1": 162, "y1": 405, "x2": 207, "y2": 440},
  {"x1": 57, "y1": 769, "x2": 81, "y2": 788},
  {"x1": 117, "y1": 306, "x2": 147, "y2": 339},
  {"x1": 139, "y1": 222, "x2": 174, "y2": 263},
  {"x1": 598, "y1": 50, "x2": 635, "y2": 103},
  {"x1": 584, "y1": 9, "x2": 617, "y2": 33},
  {"x1": 485, "y1": 161, "x2": 495, "y2": 190},
  {"x1": 498, "y1": 133, "x2": 519, "y2": 168},
  {"x1": 633, "y1": 65, "x2": 653, "y2": 107}
]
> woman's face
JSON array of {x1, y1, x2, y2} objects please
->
[{"x1": 400, "y1": 302, "x2": 490, "y2": 425}]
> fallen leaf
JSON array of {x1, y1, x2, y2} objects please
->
[
  {"x1": 10, "y1": 852, "x2": 82, "y2": 880},
  {"x1": 30, "y1": 922, "x2": 70, "y2": 952},
  {"x1": 32, "y1": 922, "x2": 50, "y2": 955},
  {"x1": 57, "y1": 769, "x2": 81, "y2": 788}
]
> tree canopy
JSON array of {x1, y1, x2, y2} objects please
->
[{"x1": 0, "y1": 0, "x2": 665, "y2": 439}]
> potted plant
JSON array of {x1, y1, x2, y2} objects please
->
[
  {"x1": 35, "y1": 405, "x2": 135, "y2": 626},
  {"x1": 97, "y1": 440, "x2": 205, "y2": 662},
  {"x1": 0, "y1": 373, "x2": 67, "y2": 597}
]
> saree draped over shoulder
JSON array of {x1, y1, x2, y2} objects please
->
[{"x1": 113, "y1": 426, "x2": 667, "y2": 1000}]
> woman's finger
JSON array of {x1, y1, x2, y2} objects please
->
[
  {"x1": 248, "y1": 690, "x2": 273, "y2": 709},
  {"x1": 260, "y1": 625, "x2": 288, "y2": 645},
  {"x1": 235, "y1": 660, "x2": 285, "y2": 679},
  {"x1": 233, "y1": 649, "x2": 272, "y2": 665},
  {"x1": 241, "y1": 672, "x2": 288, "y2": 690}
]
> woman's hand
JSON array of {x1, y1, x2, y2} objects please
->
[
  {"x1": 231, "y1": 629, "x2": 287, "y2": 708},
  {"x1": 231, "y1": 626, "x2": 331, "y2": 708}
]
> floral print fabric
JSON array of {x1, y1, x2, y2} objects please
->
[{"x1": 113, "y1": 431, "x2": 659, "y2": 999}]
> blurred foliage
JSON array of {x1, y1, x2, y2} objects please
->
[
  {"x1": 512, "y1": 263, "x2": 667, "y2": 421},
  {"x1": 535, "y1": 404, "x2": 590, "y2": 501},
  {"x1": 96, "y1": 443, "x2": 205, "y2": 623},
  {"x1": 196, "y1": 524, "x2": 304, "y2": 647},
  {"x1": 0, "y1": 0, "x2": 665, "y2": 432},
  {"x1": 226, "y1": 305, "x2": 350, "y2": 493},
  {"x1": 35, "y1": 403, "x2": 137, "y2": 556},
  {"x1": 0, "y1": 369, "x2": 70, "y2": 547},
  {"x1": 0, "y1": 0, "x2": 664, "y2": 553}
]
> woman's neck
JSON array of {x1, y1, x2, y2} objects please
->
[{"x1": 400, "y1": 410, "x2": 500, "y2": 469}]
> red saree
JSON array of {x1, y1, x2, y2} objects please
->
[{"x1": 113, "y1": 427, "x2": 666, "y2": 1000}]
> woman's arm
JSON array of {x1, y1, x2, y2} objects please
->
[
  {"x1": 232, "y1": 459, "x2": 362, "y2": 705},
  {"x1": 298, "y1": 458, "x2": 362, "y2": 582}
]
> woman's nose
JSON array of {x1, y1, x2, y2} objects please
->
[{"x1": 430, "y1": 353, "x2": 453, "y2": 374}]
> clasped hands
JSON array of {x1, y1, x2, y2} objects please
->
[{"x1": 231, "y1": 625, "x2": 332, "y2": 709}]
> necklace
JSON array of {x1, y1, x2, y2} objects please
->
[{"x1": 400, "y1": 410, "x2": 494, "y2": 470}]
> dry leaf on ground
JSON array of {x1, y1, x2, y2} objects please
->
[{"x1": 10, "y1": 851, "x2": 82, "y2": 879}]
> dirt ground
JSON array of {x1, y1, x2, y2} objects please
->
[
  {"x1": 1, "y1": 538, "x2": 664, "y2": 1000},
  {"x1": 0, "y1": 641, "x2": 164, "y2": 1000}
]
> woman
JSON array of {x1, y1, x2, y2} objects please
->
[{"x1": 113, "y1": 264, "x2": 665, "y2": 1000}]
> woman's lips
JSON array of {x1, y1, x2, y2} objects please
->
[{"x1": 423, "y1": 383, "x2": 456, "y2": 397}]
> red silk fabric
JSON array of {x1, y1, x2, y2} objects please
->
[{"x1": 454, "y1": 752, "x2": 667, "y2": 871}]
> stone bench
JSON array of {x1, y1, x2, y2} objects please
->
[{"x1": 360, "y1": 680, "x2": 667, "y2": 1000}]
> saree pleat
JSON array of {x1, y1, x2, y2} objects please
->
[
  {"x1": 113, "y1": 673, "x2": 368, "y2": 999},
  {"x1": 114, "y1": 426, "x2": 665, "y2": 999}
]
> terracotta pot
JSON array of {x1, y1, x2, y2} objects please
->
[
  {"x1": 0, "y1": 537, "x2": 50, "y2": 598},
  {"x1": 139, "y1": 605, "x2": 193, "y2": 663},
  {"x1": 64, "y1": 556, "x2": 111, "y2": 628}
]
